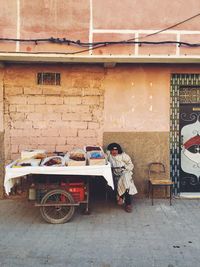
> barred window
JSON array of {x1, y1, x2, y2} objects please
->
[{"x1": 37, "y1": 72, "x2": 61, "y2": 85}]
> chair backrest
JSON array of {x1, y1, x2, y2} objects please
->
[{"x1": 148, "y1": 162, "x2": 166, "y2": 180}]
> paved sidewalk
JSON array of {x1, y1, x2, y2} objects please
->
[{"x1": 0, "y1": 197, "x2": 200, "y2": 267}]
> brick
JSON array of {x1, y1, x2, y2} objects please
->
[
  {"x1": 88, "y1": 122, "x2": 100, "y2": 129},
  {"x1": 13, "y1": 121, "x2": 33, "y2": 129},
  {"x1": 84, "y1": 137, "x2": 99, "y2": 145},
  {"x1": 64, "y1": 96, "x2": 82, "y2": 105},
  {"x1": 53, "y1": 105, "x2": 69, "y2": 113},
  {"x1": 26, "y1": 113, "x2": 44, "y2": 121},
  {"x1": 9, "y1": 105, "x2": 18, "y2": 112},
  {"x1": 63, "y1": 112, "x2": 93, "y2": 122},
  {"x1": 10, "y1": 129, "x2": 23, "y2": 137},
  {"x1": 49, "y1": 121, "x2": 70, "y2": 128},
  {"x1": 100, "y1": 96, "x2": 104, "y2": 103},
  {"x1": 92, "y1": 107, "x2": 103, "y2": 119},
  {"x1": 56, "y1": 137, "x2": 66, "y2": 145},
  {"x1": 78, "y1": 129, "x2": 96, "y2": 137},
  {"x1": 96, "y1": 131, "x2": 103, "y2": 143},
  {"x1": 62, "y1": 113, "x2": 80, "y2": 121},
  {"x1": 10, "y1": 112, "x2": 25, "y2": 121},
  {"x1": 66, "y1": 137, "x2": 78, "y2": 145},
  {"x1": 11, "y1": 145, "x2": 19, "y2": 153},
  {"x1": 29, "y1": 137, "x2": 40, "y2": 145},
  {"x1": 67, "y1": 137, "x2": 98, "y2": 146},
  {"x1": 45, "y1": 96, "x2": 63, "y2": 104},
  {"x1": 33, "y1": 121, "x2": 48, "y2": 129},
  {"x1": 5, "y1": 87, "x2": 23, "y2": 96},
  {"x1": 11, "y1": 136, "x2": 30, "y2": 145},
  {"x1": 22, "y1": 129, "x2": 41, "y2": 137},
  {"x1": 70, "y1": 121, "x2": 87, "y2": 129},
  {"x1": 83, "y1": 88, "x2": 103, "y2": 96},
  {"x1": 0, "y1": 117, "x2": 3, "y2": 132},
  {"x1": 81, "y1": 113, "x2": 93, "y2": 121},
  {"x1": 37, "y1": 136, "x2": 66, "y2": 146},
  {"x1": 16, "y1": 105, "x2": 34, "y2": 113},
  {"x1": 9, "y1": 96, "x2": 27, "y2": 105},
  {"x1": 27, "y1": 96, "x2": 45, "y2": 104},
  {"x1": 4, "y1": 148, "x2": 11, "y2": 162},
  {"x1": 24, "y1": 87, "x2": 42, "y2": 95},
  {"x1": 41, "y1": 129, "x2": 59, "y2": 137},
  {"x1": 70, "y1": 105, "x2": 90, "y2": 113},
  {"x1": 38, "y1": 145, "x2": 56, "y2": 153},
  {"x1": 36, "y1": 105, "x2": 54, "y2": 113},
  {"x1": 43, "y1": 113, "x2": 61, "y2": 121},
  {"x1": 0, "y1": 90, "x2": 3, "y2": 103},
  {"x1": 63, "y1": 88, "x2": 82, "y2": 96},
  {"x1": 42, "y1": 87, "x2": 62, "y2": 95},
  {"x1": 54, "y1": 105, "x2": 89, "y2": 113},
  {"x1": 59, "y1": 128, "x2": 77, "y2": 137},
  {"x1": 82, "y1": 96, "x2": 100, "y2": 105}
]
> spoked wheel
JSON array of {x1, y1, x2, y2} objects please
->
[{"x1": 40, "y1": 189, "x2": 75, "y2": 224}]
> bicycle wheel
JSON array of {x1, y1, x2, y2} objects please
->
[{"x1": 40, "y1": 189, "x2": 75, "y2": 224}]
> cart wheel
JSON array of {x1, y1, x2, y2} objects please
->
[{"x1": 40, "y1": 189, "x2": 75, "y2": 224}]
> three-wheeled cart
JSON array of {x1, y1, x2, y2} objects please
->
[{"x1": 4, "y1": 163, "x2": 114, "y2": 224}]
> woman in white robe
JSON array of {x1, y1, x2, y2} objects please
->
[{"x1": 107, "y1": 143, "x2": 137, "y2": 212}]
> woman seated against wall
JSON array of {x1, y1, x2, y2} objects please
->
[{"x1": 107, "y1": 143, "x2": 137, "y2": 213}]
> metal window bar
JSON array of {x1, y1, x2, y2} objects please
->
[{"x1": 37, "y1": 73, "x2": 61, "y2": 85}]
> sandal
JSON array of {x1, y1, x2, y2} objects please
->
[{"x1": 125, "y1": 205, "x2": 132, "y2": 213}]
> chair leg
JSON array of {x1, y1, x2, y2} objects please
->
[
  {"x1": 152, "y1": 185, "x2": 154, "y2": 206},
  {"x1": 170, "y1": 185, "x2": 172, "y2": 206},
  {"x1": 165, "y1": 186, "x2": 167, "y2": 199},
  {"x1": 148, "y1": 181, "x2": 150, "y2": 198}
]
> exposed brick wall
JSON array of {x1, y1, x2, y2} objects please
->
[
  {"x1": 0, "y1": 69, "x2": 4, "y2": 197},
  {"x1": 4, "y1": 65, "x2": 105, "y2": 161}
]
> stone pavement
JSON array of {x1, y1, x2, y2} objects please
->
[{"x1": 0, "y1": 197, "x2": 200, "y2": 267}]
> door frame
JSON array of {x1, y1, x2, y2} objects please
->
[{"x1": 170, "y1": 73, "x2": 200, "y2": 195}]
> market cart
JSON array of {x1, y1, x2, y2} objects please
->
[{"x1": 4, "y1": 163, "x2": 114, "y2": 224}]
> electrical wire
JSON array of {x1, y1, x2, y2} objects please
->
[
  {"x1": 0, "y1": 12, "x2": 199, "y2": 55},
  {"x1": 127, "y1": 12, "x2": 200, "y2": 42}
]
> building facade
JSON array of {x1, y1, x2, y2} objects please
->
[{"x1": 0, "y1": 0, "x2": 200, "y2": 197}]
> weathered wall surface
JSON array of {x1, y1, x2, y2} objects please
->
[
  {"x1": 0, "y1": 68, "x2": 4, "y2": 197},
  {"x1": 4, "y1": 64, "x2": 105, "y2": 161},
  {"x1": 104, "y1": 65, "x2": 170, "y2": 132}
]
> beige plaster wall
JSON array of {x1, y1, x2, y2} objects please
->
[{"x1": 104, "y1": 65, "x2": 170, "y2": 132}]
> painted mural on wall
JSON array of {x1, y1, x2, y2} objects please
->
[{"x1": 180, "y1": 107, "x2": 200, "y2": 191}]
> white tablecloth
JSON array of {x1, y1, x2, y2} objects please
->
[{"x1": 4, "y1": 162, "x2": 114, "y2": 195}]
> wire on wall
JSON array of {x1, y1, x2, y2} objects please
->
[{"x1": 0, "y1": 12, "x2": 200, "y2": 55}]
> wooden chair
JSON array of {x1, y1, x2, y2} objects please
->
[{"x1": 148, "y1": 162, "x2": 173, "y2": 205}]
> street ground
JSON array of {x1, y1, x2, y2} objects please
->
[{"x1": 0, "y1": 196, "x2": 200, "y2": 267}]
